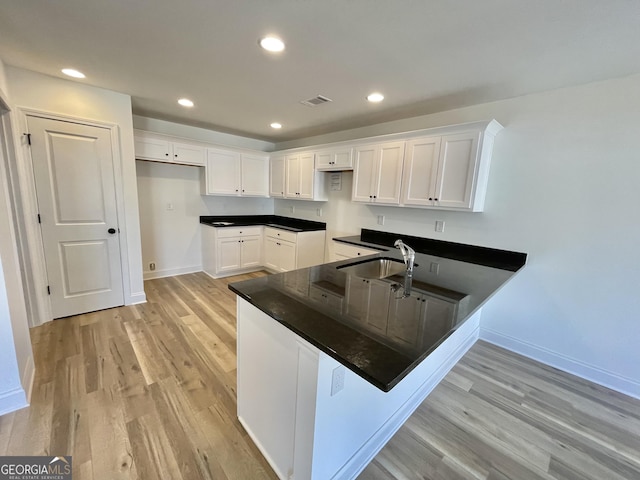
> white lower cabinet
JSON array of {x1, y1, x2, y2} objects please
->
[
  {"x1": 263, "y1": 227, "x2": 326, "y2": 273},
  {"x1": 345, "y1": 275, "x2": 458, "y2": 352},
  {"x1": 202, "y1": 226, "x2": 263, "y2": 278}
]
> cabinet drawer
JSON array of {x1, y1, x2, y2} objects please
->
[
  {"x1": 333, "y1": 241, "x2": 380, "y2": 260},
  {"x1": 216, "y1": 226, "x2": 262, "y2": 238},
  {"x1": 265, "y1": 227, "x2": 297, "y2": 243}
]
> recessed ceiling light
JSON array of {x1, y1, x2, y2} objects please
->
[
  {"x1": 270, "y1": 122, "x2": 282, "y2": 129},
  {"x1": 178, "y1": 98, "x2": 194, "y2": 107},
  {"x1": 367, "y1": 92, "x2": 384, "y2": 103},
  {"x1": 260, "y1": 36, "x2": 285, "y2": 53},
  {"x1": 61, "y1": 68, "x2": 85, "y2": 79}
]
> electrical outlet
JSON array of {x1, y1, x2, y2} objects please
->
[
  {"x1": 331, "y1": 365, "x2": 345, "y2": 396},
  {"x1": 149, "y1": 262, "x2": 156, "y2": 271},
  {"x1": 290, "y1": 205, "x2": 295, "y2": 214},
  {"x1": 166, "y1": 202, "x2": 174, "y2": 211},
  {"x1": 435, "y1": 220, "x2": 445, "y2": 232},
  {"x1": 377, "y1": 215, "x2": 385, "y2": 225},
  {"x1": 430, "y1": 262, "x2": 440, "y2": 274},
  {"x1": 317, "y1": 207, "x2": 322, "y2": 217}
]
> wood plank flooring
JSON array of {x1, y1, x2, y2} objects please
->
[{"x1": 1, "y1": 272, "x2": 639, "y2": 480}]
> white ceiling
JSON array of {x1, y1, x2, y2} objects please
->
[{"x1": 1, "y1": 0, "x2": 640, "y2": 141}]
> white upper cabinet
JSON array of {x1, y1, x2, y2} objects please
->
[
  {"x1": 352, "y1": 141, "x2": 405, "y2": 204},
  {"x1": 270, "y1": 155, "x2": 286, "y2": 197},
  {"x1": 270, "y1": 152, "x2": 328, "y2": 201},
  {"x1": 315, "y1": 147, "x2": 353, "y2": 171},
  {"x1": 204, "y1": 148, "x2": 269, "y2": 197},
  {"x1": 134, "y1": 131, "x2": 205, "y2": 166},
  {"x1": 401, "y1": 121, "x2": 502, "y2": 211}
]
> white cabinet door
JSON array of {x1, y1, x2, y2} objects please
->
[
  {"x1": 285, "y1": 154, "x2": 301, "y2": 198},
  {"x1": 270, "y1": 155, "x2": 285, "y2": 197},
  {"x1": 241, "y1": 236, "x2": 262, "y2": 268},
  {"x1": 173, "y1": 142, "x2": 205, "y2": 166},
  {"x1": 217, "y1": 237, "x2": 242, "y2": 273},
  {"x1": 434, "y1": 131, "x2": 480, "y2": 209},
  {"x1": 352, "y1": 145, "x2": 377, "y2": 202},
  {"x1": 387, "y1": 292, "x2": 424, "y2": 350},
  {"x1": 315, "y1": 147, "x2": 353, "y2": 170},
  {"x1": 366, "y1": 280, "x2": 391, "y2": 334},
  {"x1": 402, "y1": 136, "x2": 441, "y2": 207},
  {"x1": 263, "y1": 237, "x2": 280, "y2": 271},
  {"x1": 134, "y1": 135, "x2": 171, "y2": 162},
  {"x1": 421, "y1": 295, "x2": 457, "y2": 348},
  {"x1": 207, "y1": 148, "x2": 241, "y2": 195},
  {"x1": 279, "y1": 240, "x2": 297, "y2": 272},
  {"x1": 375, "y1": 141, "x2": 405, "y2": 204},
  {"x1": 298, "y1": 153, "x2": 315, "y2": 199},
  {"x1": 241, "y1": 154, "x2": 269, "y2": 196}
]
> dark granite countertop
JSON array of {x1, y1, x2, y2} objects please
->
[
  {"x1": 229, "y1": 231, "x2": 526, "y2": 392},
  {"x1": 200, "y1": 215, "x2": 326, "y2": 232}
]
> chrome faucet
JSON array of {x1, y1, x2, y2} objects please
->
[{"x1": 394, "y1": 239, "x2": 415, "y2": 276}]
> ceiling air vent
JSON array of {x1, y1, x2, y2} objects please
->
[{"x1": 300, "y1": 95, "x2": 333, "y2": 107}]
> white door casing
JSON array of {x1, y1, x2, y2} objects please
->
[{"x1": 27, "y1": 115, "x2": 124, "y2": 318}]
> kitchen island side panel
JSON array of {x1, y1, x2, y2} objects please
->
[{"x1": 236, "y1": 297, "x2": 481, "y2": 480}]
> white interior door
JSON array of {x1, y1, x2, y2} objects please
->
[{"x1": 27, "y1": 115, "x2": 124, "y2": 319}]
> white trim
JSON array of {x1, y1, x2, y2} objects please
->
[
  {"x1": 0, "y1": 386, "x2": 28, "y2": 416},
  {"x1": 127, "y1": 292, "x2": 147, "y2": 305},
  {"x1": 13, "y1": 107, "x2": 132, "y2": 324},
  {"x1": 335, "y1": 316, "x2": 480, "y2": 480},
  {"x1": 22, "y1": 353, "x2": 35, "y2": 403},
  {"x1": 143, "y1": 265, "x2": 202, "y2": 280},
  {"x1": 202, "y1": 267, "x2": 263, "y2": 280},
  {"x1": 238, "y1": 415, "x2": 288, "y2": 480},
  {"x1": 480, "y1": 327, "x2": 640, "y2": 400}
]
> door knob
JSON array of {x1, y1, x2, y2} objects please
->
[{"x1": 108, "y1": 228, "x2": 117, "y2": 234}]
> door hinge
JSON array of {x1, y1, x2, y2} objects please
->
[
  {"x1": 47, "y1": 285, "x2": 51, "y2": 295},
  {"x1": 37, "y1": 213, "x2": 41, "y2": 224},
  {"x1": 24, "y1": 133, "x2": 31, "y2": 145}
]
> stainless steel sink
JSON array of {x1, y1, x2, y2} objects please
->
[{"x1": 337, "y1": 257, "x2": 406, "y2": 279}]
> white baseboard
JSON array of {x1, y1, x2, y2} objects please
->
[
  {"x1": 0, "y1": 386, "x2": 28, "y2": 416},
  {"x1": 22, "y1": 354, "x2": 35, "y2": 404},
  {"x1": 337, "y1": 317, "x2": 480, "y2": 480},
  {"x1": 238, "y1": 416, "x2": 288, "y2": 480},
  {"x1": 143, "y1": 265, "x2": 202, "y2": 281},
  {"x1": 480, "y1": 327, "x2": 640, "y2": 400},
  {"x1": 202, "y1": 267, "x2": 263, "y2": 280}
]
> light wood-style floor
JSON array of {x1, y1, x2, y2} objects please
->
[{"x1": 1, "y1": 272, "x2": 639, "y2": 480}]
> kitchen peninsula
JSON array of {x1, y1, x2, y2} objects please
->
[{"x1": 230, "y1": 231, "x2": 526, "y2": 480}]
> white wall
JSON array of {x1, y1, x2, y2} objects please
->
[
  {"x1": 275, "y1": 74, "x2": 640, "y2": 398},
  {"x1": 136, "y1": 161, "x2": 273, "y2": 279},
  {"x1": 133, "y1": 117, "x2": 274, "y2": 280},
  {"x1": 0, "y1": 57, "x2": 33, "y2": 414},
  {"x1": 6, "y1": 66, "x2": 146, "y2": 306}
]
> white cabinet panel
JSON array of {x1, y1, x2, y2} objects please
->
[
  {"x1": 205, "y1": 149, "x2": 268, "y2": 197},
  {"x1": 434, "y1": 131, "x2": 480, "y2": 209},
  {"x1": 134, "y1": 135, "x2": 170, "y2": 161},
  {"x1": 401, "y1": 136, "x2": 441, "y2": 207},
  {"x1": 298, "y1": 153, "x2": 315, "y2": 199},
  {"x1": 270, "y1": 155, "x2": 286, "y2": 197},
  {"x1": 353, "y1": 141, "x2": 405, "y2": 204},
  {"x1": 206, "y1": 148, "x2": 241, "y2": 195},
  {"x1": 331, "y1": 241, "x2": 380, "y2": 262},
  {"x1": 172, "y1": 142, "x2": 205, "y2": 166},
  {"x1": 315, "y1": 147, "x2": 353, "y2": 171},
  {"x1": 217, "y1": 237, "x2": 242, "y2": 273}
]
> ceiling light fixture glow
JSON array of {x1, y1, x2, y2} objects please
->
[
  {"x1": 260, "y1": 36, "x2": 285, "y2": 52},
  {"x1": 270, "y1": 122, "x2": 282, "y2": 129},
  {"x1": 61, "y1": 68, "x2": 85, "y2": 79},
  {"x1": 367, "y1": 92, "x2": 384, "y2": 103},
  {"x1": 178, "y1": 98, "x2": 194, "y2": 107}
]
